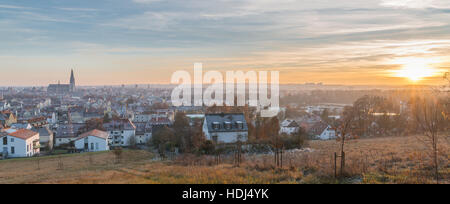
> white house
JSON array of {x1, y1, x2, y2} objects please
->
[
  {"x1": 309, "y1": 121, "x2": 336, "y2": 140},
  {"x1": 0, "y1": 129, "x2": 40, "y2": 158},
  {"x1": 279, "y1": 119, "x2": 300, "y2": 135},
  {"x1": 103, "y1": 119, "x2": 136, "y2": 147},
  {"x1": 203, "y1": 113, "x2": 248, "y2": 144},
  {"x1": 74, "y1": 129, "x2": 109, "y2": 152}
]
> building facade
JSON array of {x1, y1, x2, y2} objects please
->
[
  {"x1": 203, "y1": 113, "x2": 248, "y2": 144},
  {"x1": 47, "y1": 69, "x2": 76, "y2": 95}
]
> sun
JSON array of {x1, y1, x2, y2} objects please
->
[{"x1": 391, "y1": 57, "x2": 441, "y2": 82}]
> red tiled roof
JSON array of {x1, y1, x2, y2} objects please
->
[
  {"x1": 28, "y1": 116, "x2": 47, "y2": 123},
  {"x1": 9, "y1": 129, "x2": 38, "y2": 140}
]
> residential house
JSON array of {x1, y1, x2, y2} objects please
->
[
  {"x1": 0, "y1": 111, "x2": 17, "y2": 127},
  {"x1": 27, "y1": 116, "x2": 48, "y2": 128},
  {"x1": 74, "y1": 129, "x2": 109, "y2": 152},
  {"x1": 203, "y1": 113, "x2": 248, "y2": 144},
  {"x1": 309, "y1": 121, "x2": 336, "y2": 140},
  {"x1": 279, "y1": 119, "x2": 300, "y2": 135},
  {"x1": 54, "y1": 123, "x2": 85, "y2": 147},
  {"x1": 0, "y1": 129, "x2": 40, "y2": 158},
  {"x1": 103, "y1": 119, "x2": 136, "y2": 147},
  {"x1": 33, "y1": 127, "x2": 54, "y2": 150},
  {"x1": 134, "y1": 122, "x2": 152, "y2": 145}
]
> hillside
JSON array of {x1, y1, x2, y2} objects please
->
[{"x1": 0, "y1": 136, "x2": 448, "y2": 184}]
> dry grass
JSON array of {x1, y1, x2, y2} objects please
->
[{"x1": 0, "y1": 135, "x2": 448, "y2": 184}]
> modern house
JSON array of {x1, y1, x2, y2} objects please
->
[
  {"x1": 74, "y1": 129, "x2": 109, "y2": 152},
  {"x1": 0, "y1": 129, "x2": 40, "y2": 158},
  {"x1": 203, "y1": 113, "x2": 248, "y2": 144}
]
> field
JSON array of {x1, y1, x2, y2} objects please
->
[{"x1": 0, "y1": 135, "x2": 448, "y2": 184}]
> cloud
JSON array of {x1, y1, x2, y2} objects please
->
[
  {"x1": 132, "y1": 0, "x2": 162, "y2": 4},
  {"x1": 380, "y1": 0, "x2": 450, "y2": 9},
  {"x1": 1, "y1": 0, "x2": 450, "y2": 85},
  {"x1": 57, "y1": 7, "x2": 99, "y2": 12},
  {"x1": 0, "y1": 4, "x2": 32, "y2": 9}
]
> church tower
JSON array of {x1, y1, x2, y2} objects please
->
[{"x1": 70, "y1": 69, "x2": 76, "y2": 92}]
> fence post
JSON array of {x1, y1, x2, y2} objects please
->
[
  {"x1": 334, "y1": 152, "x2": 337, "y2": 178},
  {"x1": 340, "y1": 151, "x2": 345, "y2": 176},
  {"x1": 280, "y1": 148, "x2": 283, "y2": 169}
]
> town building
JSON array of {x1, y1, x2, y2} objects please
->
[
  {"x1": 0, "y1": 129, "x2": 40, "y2": 158},
  {"x1": 33, "y1": 126, "x2": 54, "y2": 150},
  {"x1": 203, "y1": 113, "x2": 248, "y2": 144},
  {"x1": 103, "y1": 119, "x2": 136, "y2": 147},
  {"x1": 0, "y1": 111, "x2": 17, "y2": 127},
  {"x1": 47, "y1": 69, "x2": 76, "y2": 94},
  {"x1": 279, "y1": 119, "x2": 300, "y2": 135},
  {"x1": 308, "y1": 121, "x2": 336, "y2": 140},
  {"x1": 74, "y1": 129, "x2": 109, "y2": 152}
]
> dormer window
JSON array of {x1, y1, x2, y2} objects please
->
[
  {"x1": 235, "y1": 121, "x2": 243, "y2": 129},
  {"x1": 212, "y1": 122, "x2": 220, "y2": 130},
  {"x1": 224, "y1": 122, "x2": 232, "y2": 129}
]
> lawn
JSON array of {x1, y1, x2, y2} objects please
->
[{"x1": 0, "y1": 135, "x2": 447, "y2": 184}]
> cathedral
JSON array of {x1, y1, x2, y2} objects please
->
[{"x1": 47, "y1": 69, "x2": 76, "y2": 94}]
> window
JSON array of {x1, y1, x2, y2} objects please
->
[
  {"x1": 90, "y1": 143, "x2": 94, "y2": 150},
  {"x1": 11, "y1": 147, "x2": 15, "y2": 154},
  {"x1": 10, "y1": 138, "x2": 14, "y2": 143},
  {"x1": 235, "y1": 121, "x2": 243, "y2": 129},
  {"x1": 3, "y1": 137, "x2": 7, "y2": 145},
  {"x1": 212, "y1": 122, "x2": 220, "y2": 130},
  {"x1": 27, "y1": 144, "x2": 29, "y2": 152}
]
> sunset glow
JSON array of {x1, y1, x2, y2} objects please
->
[
  {"x1": 0, "y1": 0, "x2": 449, "y2": 86},
  {"x1": 391, "y1": 58, "x2": 443, "y2": 82}
]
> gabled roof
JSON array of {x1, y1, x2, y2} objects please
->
[
  {"x1": 281, "y1": 119, "x2": 299, "y2": 128},
  {"x1": 8, "y1": 129, "x2": 38, "y2": 140},
  {"x1": 308, "y1": 121, "x2": 330, "y2": 136},
  {"x1": 76, "y1": 129, "x2": 108, "y2": 140}
]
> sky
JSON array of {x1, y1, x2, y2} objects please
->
[{"x1": 0, "y1": 0, "x2": 450, "y2": 86}]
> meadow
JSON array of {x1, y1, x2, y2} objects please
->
[{"x1": 0, "y1": 135, "x2": 447, "y2": 184}]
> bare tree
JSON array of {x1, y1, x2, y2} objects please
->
[
  {"x1": 335, "y1": 106, "x2": 357, "y2": 176},
  {"x1": 411, "y1": 95, "x2": 446, "y2": 183}
]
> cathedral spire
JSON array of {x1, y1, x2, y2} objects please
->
[{"x1": 70, "y1": 69, "x2": 75, "y2": 92}]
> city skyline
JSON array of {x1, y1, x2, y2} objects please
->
[{"x1": 1, "y1": 0, "x2": 450, "y2": 86}]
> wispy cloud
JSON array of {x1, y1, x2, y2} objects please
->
[
  {"x1": 0, "y1": 4, "x2": 32, "y2": 9},
  {"x1": 56, "y1": 7, "x2": 99, "y2": 12},
  {"x1": 0, "y1": 0, "x2": 449, "y2": 85},
  {"x1": 380, "y1": 0, "x2": 450, "y2": 9}
]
